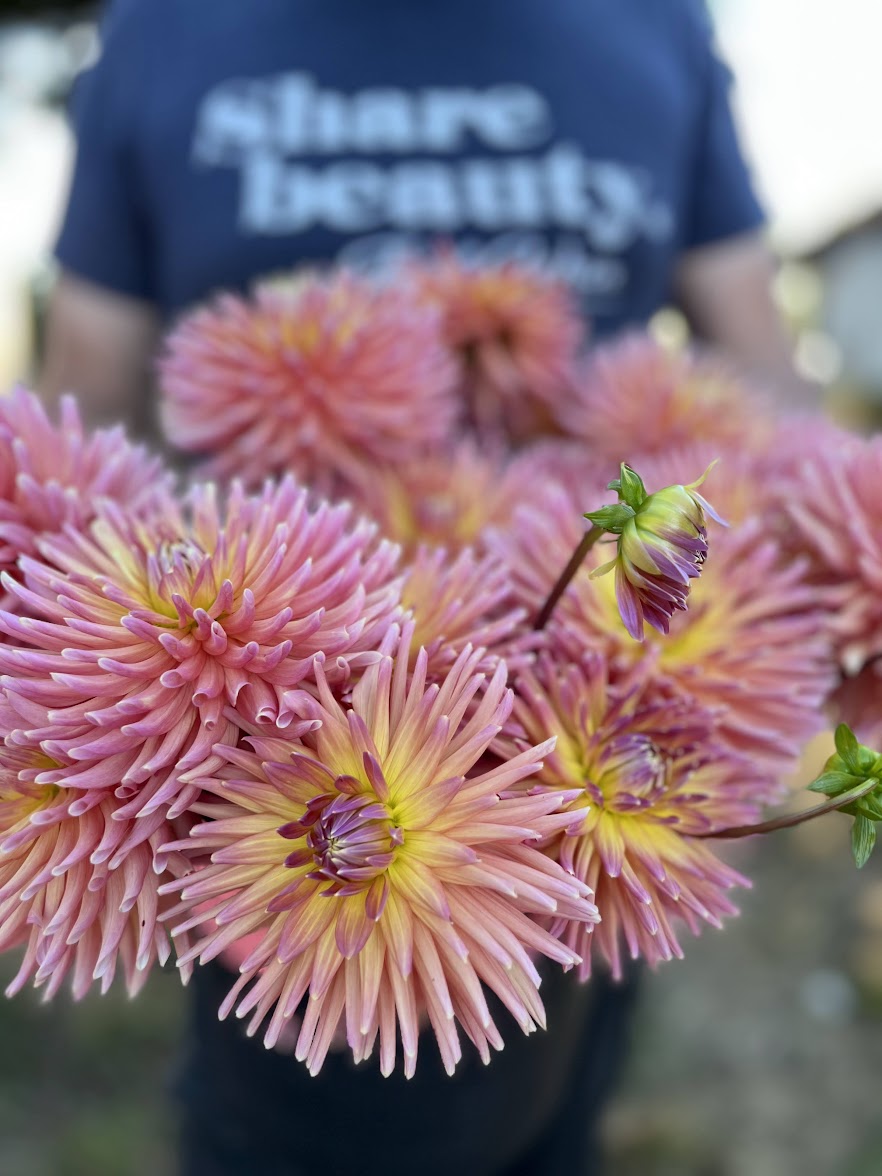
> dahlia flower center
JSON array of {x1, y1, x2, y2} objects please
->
[
  {"x1": 279, "y1": 304, "x2": 361, "y2": 355},
  {"x1": 415, "y1": 492, "x2": 462, "y2": 537},
  {"x1": 146, "y1": 539, "x2": 217, "y2": 617},
  {"x1": 599, "y1": 568, "x2": 720, "y2": 667},
  {"x1": 156, "y1": 540, "x2": 205, "y2": 578},
  {"x1": 282, "y1": 315, "x2": 318, "y2": 351},
  {"x1": 588, "y1": 734, "x2": 669, "y2": 813},
  {"x1": 282, "y1": 784, "x2": 403, "y2": 891},
  {"x1": 0, "y1": 752, "x2": 60, "y2": 827}
]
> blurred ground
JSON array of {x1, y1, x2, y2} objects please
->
[
  {"x1": 606, "y1": 821, "x2": 882, "y2": 1176},
  {"x1": 2, "y1": 810, "x2": 881, "y2": 1176}
]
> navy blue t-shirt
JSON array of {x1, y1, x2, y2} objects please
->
[
  {"x1": 56, "y1": 0, "x2": 763, "y2": 336},
  {"x1": 53, "y1": 6, "x2": 760, "y2": 1172}
]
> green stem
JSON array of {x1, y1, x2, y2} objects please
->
[
  {"x1": 696, "y1": 778, "x2": 879, "y2": 840},
  {"x1": 534, "y1": 525, "x2": 605, "y2": 631}
]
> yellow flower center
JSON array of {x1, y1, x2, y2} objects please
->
[
  {"x1": 571, "y1": 732, "x2": 669, "y2": 817},
  {"x1": 1, "y1": 751, "x2": 60, "y2": 832}
]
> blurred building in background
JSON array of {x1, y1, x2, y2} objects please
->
[
  {"x1": 808, "y1": 212, "x2": 882, "y2": 408},
  {"x1": 712, "y1": 0, "x2": 882, "y2": 422}
]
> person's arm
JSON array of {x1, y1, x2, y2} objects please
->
[
  {"x1": 40, "y1": 271, "x2": 160, "y2": 439},
  {"x1": 674, "y1": 230, "x2": 819, "y2": 408},
  {"x1": 40, "y1": 2, "x2": 161, "y2": 438},
  {"x1": 672, "y1": 3, "x2": 817, "y2": 406}
]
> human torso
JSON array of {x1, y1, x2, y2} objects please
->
[{"x1": 121, "y1": 0, "x2": 709, "y2": 331}]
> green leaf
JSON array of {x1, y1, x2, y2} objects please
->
[
  {"x1": 834, "y1": 724, "x2": 863, "y2": 774},
  {"x1": 851, "y1": 815, "x2": 877, "y2": 869},
  {"x1": 583, "y1": 503, "x2": 635, "y2": 534},
  {"x1": 807, "y1": 769, "x2": 860, "y2": 796},
  {"x1": 616, "y1": 464, "x2": 647, "y2": 511},
  {"x1": 856, "y1": 794, "x2": 882, "y2": 821}
]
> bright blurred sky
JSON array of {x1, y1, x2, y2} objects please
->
[{"x1": 715, "y1": 0, "x2": 882, "y2": 251}]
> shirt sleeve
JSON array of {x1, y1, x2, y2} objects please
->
[
  {"x1": 681, "y1": 1, "x2": 766, "y2": 250},
  {"x1": 54, "y1": 1, "x2": 156, "y2": 302}
]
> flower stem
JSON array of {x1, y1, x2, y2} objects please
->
[
  {"x1": 534, "y1": 525, "x2": 604, "y2": 631},
  {"x1": 696, "y1": 778, "x2": 879, "y2": 840}
]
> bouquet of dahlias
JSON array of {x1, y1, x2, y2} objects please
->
[{"x1": 2, "y1": 257, "x2": 881, "y2": 1078}]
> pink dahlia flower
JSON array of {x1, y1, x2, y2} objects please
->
[
  {"x1": 163, "y1": 627, "x2": 598, "y2": 1077},
  {"x1": 504, "y1": 653, "x2": 753, "y2": 978},
  {"x1": 406, "y1": 256, "x2": 585, "y2": 443},
  {"x1": 400, "y1": 545, "x2": 528, "y2": 678},
  {"x1": 0, "y1": 697, "x2": 187, "y2": 999},
  {"x1": 558, "y1": 336, "x2": 773, "y2": 463},
  {"x1": 0, "y1": 387, "x2": 170, "y2": 608},
  {"x1": 347, "y1": 439, "x2": 527, "y2": 559},
  {"x1": 785, "y1": 432, "x2": 882, "y2": 672},
  {"x1": 0, "y1": 477, "x2": 400, "y2": 820},
  {"x1": 159, "y1": 271, "x2": 458, "y2": 492},
  {"x1": 505, "y1": 437, "x2": 612, "y2": 509},
  {"x1": 490, "y1": 481, "x2": 834, "y2": 783}
]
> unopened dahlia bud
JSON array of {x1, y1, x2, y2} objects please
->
[{"x1": 585, "y1": 463, "x2": 725, "y2": 640}]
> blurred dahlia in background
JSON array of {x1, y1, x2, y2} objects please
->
[
  {"x1": 404, "y1": 254, "x2": 587, "y2": 443},
  {"x1": 160, "y1": 271, "x2": 458, "y2": 494},
  {"x1": 558, "y1": 335, "x2": 775, "y2": 464}
]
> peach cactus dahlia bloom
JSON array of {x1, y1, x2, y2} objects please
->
[
  {"x1": 406, "y1": 255, "x2": 585, "y2": 442},
  {"x1": 502, "y1": 653, "x2": 754, "y2": 979},
  {"x1": 159, "y1": 271, "x2": 458, "y2": 492},
  {"x1": 558, "y1": 335, "x2": 773, "y2": 463},
  {"x1": 0, "y1": 697, "x2": 188, "y2": 999},
  {"x1": 163, "y1": 628, "x2": 598, "y2": 1077},
  {"x1": 347, "y1": 439, "x2": 525, "y2": 559},
  {"x1": 0, "y1": 477, "x2": 400, "y2": 822},
  {"x1": 785, "y1": 433, "x2": 882, "y2": 673}
]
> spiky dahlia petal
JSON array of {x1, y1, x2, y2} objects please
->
[
  {"x1": 0, "y1": 477, "x2": 400, "y2": 817},
  {"x1": 159, "y1": 271, "x2": 458, "y2": 492},
  {"x1": 162, "y1": 627, "x2": 598, "y2": 1077}
]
